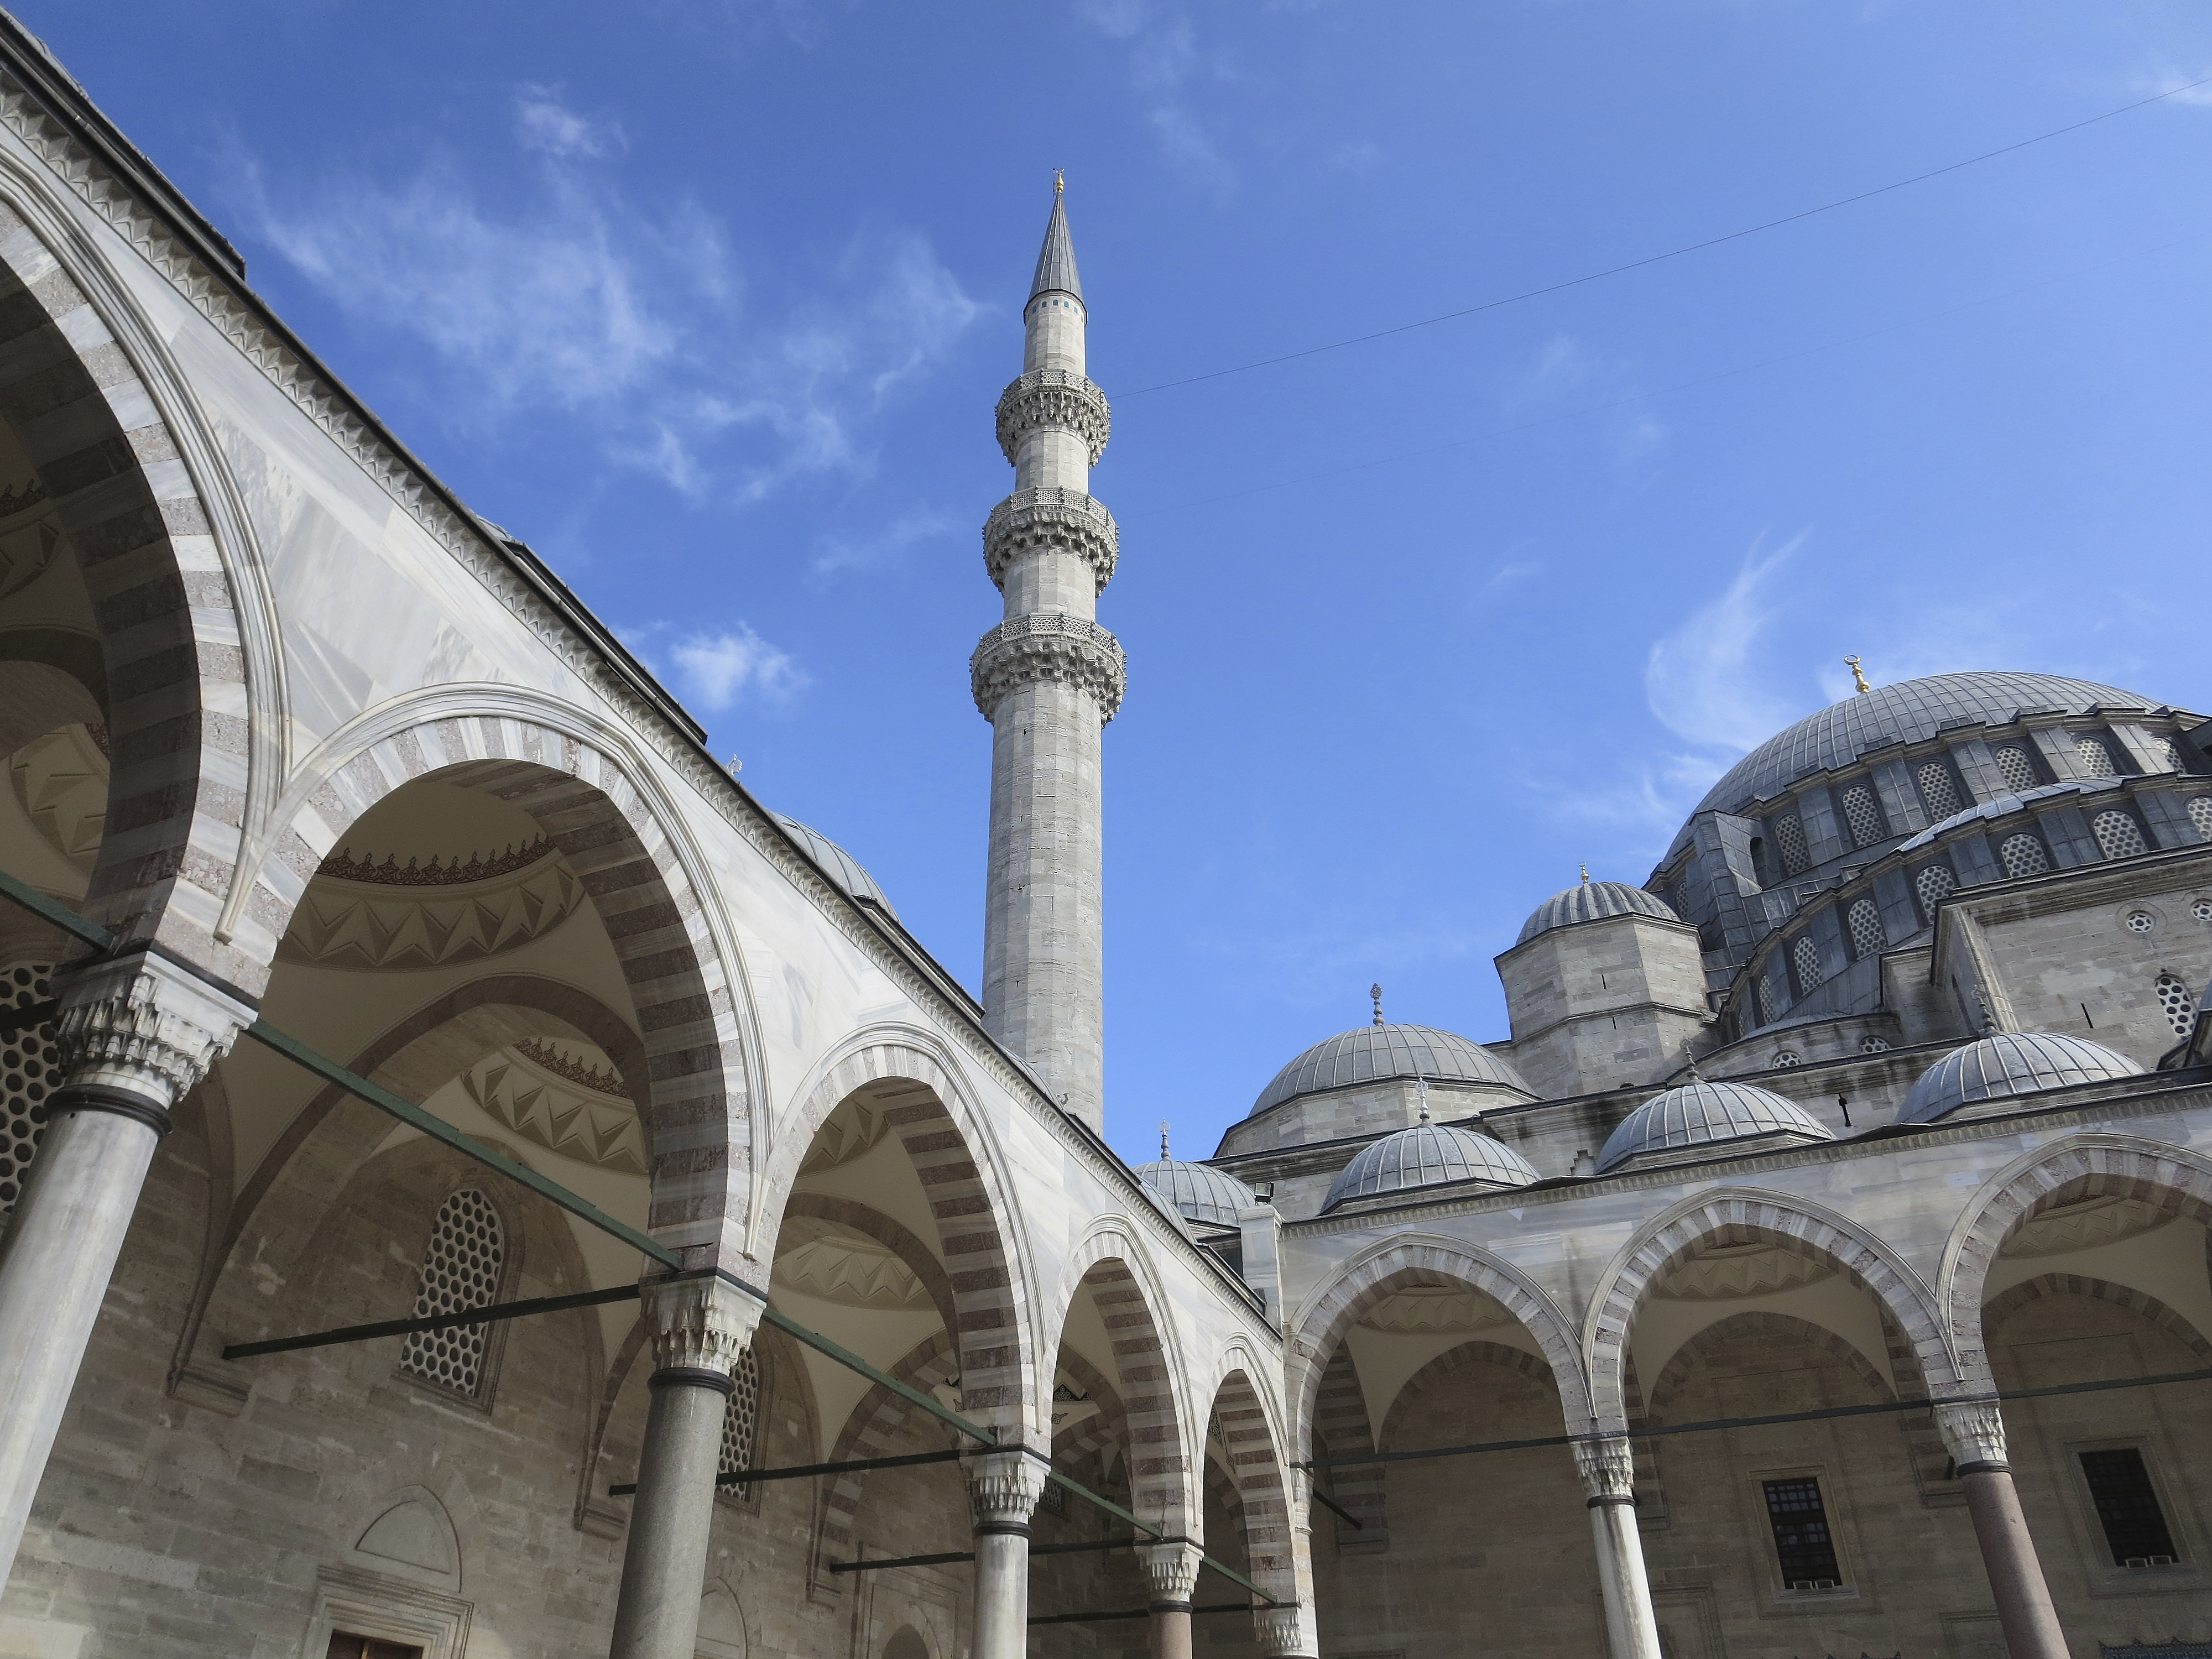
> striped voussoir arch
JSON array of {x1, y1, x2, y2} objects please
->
[
  {"x1": 812, "y1": 1332, "x2": 960, "y2": 1582},
  {"x1": 1588, "y1": 1195, "x2": 1957, "y2": 1432},
  {"x1": 1311, "y1": 1347, "x2": 1385, "y2": 1548},
  {"x1": 273, "y1": 717, "x2": 748, "y2": 1254},
  {"x1": 1204, "y1": 1366, "x2": 1297, "y2": 1607},
  {"x1": 1982, "y1": 1272, "x2": 2212, "y2": 1359},
  {"x1": 1061, "y1": 1243, "x2": 1193, "y2": 1535},
  {"x1": 1380, "y1": 1339, "x2": 1559, "y2": 1447},
  {"x1": 0, "y1": 202, "x2": 251, "y2": 979}
]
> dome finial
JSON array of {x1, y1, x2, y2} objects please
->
[
  {"x1": 1416, "y1": 1077, "x2": 1430, "y2": 1124},
  {"x1": 1159, "y1": 1119, "x2": 1170, "y2": 1159},
  {"x1": 1055, "y1": 168, "x2": 1065, "y2": 196},
  {"x1": 1370, "y1": 983, "x2": 1384, "y2": 1027},
  {"x1": 1845, "y1": 654, "x2": 1871, "y2": 695},
  {"x1": 1579, "y1": 862, "x2": 1589, "y2": 884}
]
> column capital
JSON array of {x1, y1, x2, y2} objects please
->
[
  {"x1": 966, "y1": 1446, "x2": 1048, "y2": 1533},
  {"x1": 1933, "y1": 1400, "x2": 2010, "y2": 1470},
  {"x1": 1139, "y1": 1539, "x2": 1203, "y2": 1607},
  {"x1": 53, "y1": 950, "x2": 255, "y2": 1121},
  {"x1": 1573, "y1": 1435, "x2": 1638, "y2": 1505},
  {"x1": 1253, "y1": 1604, "x2": 1314, "y2": 1658},
  {"x1": 639, "y1": 1272, "x2": 763, "y2": 1380}
]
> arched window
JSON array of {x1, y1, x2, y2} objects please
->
[
  {"x1": 0, "y1": 963, "x2": 60, "y2": 1221},
  {"x1": 1913, "y1": 862, "x2": 1957, "y2": 919},
  {"x1": 2189, "y1": 797, "x2": 2212, "y2": 841},
  {"x1": 1774, "y1": 813, "x2": 1811, "y2": 876},
  {"x1": 1999, "y1": 832, "x2": 2051, "y2": 879},
  {"x1": 1846, "y1": 897, "x2": 1885, "y2": 958},
  {"x1": 398, "y1": 1188, "x2": 507, "y2": 1398},
  {"x1": 1915, "y1": 761, "x2": 1961, "y2": 820},
  {"x1": 717, "y1": 1346, "x2": 762, "y2": 1501},
  {"x1": 1839, "y1": 784, "x2": 1886, "y2": 848},
  {"x1": 1992, "y1": 745, "x2": 2038, "y2": 793},
  {"x1": 2074, "y1": 734, "x2": 2118, "y2": 778},
  {"x1": 2154, "y1": 973, "x2": 2197, "y2": 1039},
  {"x1": 1756, "y1": 971, "x2": 1782, "y2": 1025},
  {"x1": 2091, "y1": 810, "x2": 2148, "y2": 860},
  {"x1": 1792, "y1": 935, "x2": 1824, "y2": 993}
]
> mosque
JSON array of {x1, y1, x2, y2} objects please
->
[{"x1": 0, "y1": 15, "x2": 2209, "y2": 1659}]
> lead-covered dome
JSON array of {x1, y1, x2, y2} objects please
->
[
  {"x1": 1597, "y1": 1078, "x2": 1833, "y2": 1173},
  {"x1": 1899, "y1": 1032, "x2": 2142, "y2": 1125},
  {"x1": 770, "y1": 812, "x2": 897, "y2": 917},
  {"x1": 1136, "y1": 1158, "x2": 1257, "y2": 1227},
  {"x1": 1518, "y1": 881, "x2": 1678, "y2": 945},
  {"x1": 1322, "y1": 1120, "x2": 1539, "y2": 1211},
  {"x1": 1252, "y1": 1024, "x2": 1533, "y2": 1117}
]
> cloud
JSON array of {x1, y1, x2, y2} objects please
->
[
  {"x1": 515, "y1": 87, "x2": 626, "y2": 158},
  {"x1": 1645, "y1": 533, "x2": 1807, "y2": 752},
  {"x1": 1076, "y1": 1, "x2": 1237, "y2": 194},
  {"x1": 813, "y1": 508, "x2": 956, "y2": 575},
  {"x1": 2139, "y1": 63, "x2": 2212, "y2": 108},
  {"x1": 664, "y1": 624, "x2": 807, "y2": 710}
]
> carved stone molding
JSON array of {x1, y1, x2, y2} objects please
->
[
  {"x1": 995, "y1": 369, "x2": 1110, "y2": 466},
  {"x1": 463, "y1": 1044, "x2": 645, "y2": 1175},
  {"x1": 966, "y1": 1448, "x2": 1048, "y2": 1527},
  {"x1": 1933, "y1": 1401, "x2": 2009, "y2": 1467},
  {"x1": 641, "y1": 1275, "x2": 763, "y2": 1378},
  {"x1": 1572, "y1": 1435, "x2": 1637, "y2": 1501},
  {"x1": 278, "y1": 857, "x2": 588, "y2": 971},
  {"x1": 982, "y1": 487, "x2": 1118, "y2": 594},
  {"x1": 53, "y1": 952, "x2": 254, "y2": 1110},
  {"x1": 1253, "y1": 1604, "x2": 1310, "y2": 1657},
  {"x1": 971, "y1": 613, "x2": 1126, "y2": 724},
  {"x1": 1139, "y1": 1540, "x2": 1204, "y2": 1604}
]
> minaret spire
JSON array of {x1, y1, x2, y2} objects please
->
[{"x1": 971, "y1": 180, "x2": 1124, "y2": 1130}]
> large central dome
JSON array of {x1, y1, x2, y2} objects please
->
[
  {"x1": 1692, "y1": 672, "x2": 2162, "y2": 822},
  {"x1": 1251, "y1": 1023, "x2": 1533, "y2": 1117}
]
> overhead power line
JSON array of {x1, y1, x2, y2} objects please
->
[{"x1": 1121, "y1": 73, "x2": 2212, "y2": 400}]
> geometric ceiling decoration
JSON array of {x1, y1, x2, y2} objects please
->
[
  {"x1": 278, "y1": 839, "x2": 587, "y2": 969},
  {"x1": 461, "y1": 1040, "x2": 645, "y2": 1176},
  {"x1": 797, "y1": 1091, "x2": 896, "y2": 1177},
  {"x1": 9, "y1": 723, "x2": 108, "y2": 875},
  {"x1": 1357, "y1": 1284, "x2": 1514, "y2": 1334},
  {"x1": 771, "y1": 1217, "x2": 931, "y2": 1310},
  {"x1": 1652, "y1": 1239, "x2": 1837, "y2": 1301},
  {"x1": 2000, "y1": 1194, "x2": 2174, "y2": 1259}
]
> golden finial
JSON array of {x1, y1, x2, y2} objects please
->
[
  {"x1": 1055, "y1": 169, "x2": 1065, "y2": 196},
  {"x1": 1579, "y1": 863, "x2": 1590, "y2": 884},
  {"x1": 1845, "y1": 654, "x2": 1871, "y2": 695}
]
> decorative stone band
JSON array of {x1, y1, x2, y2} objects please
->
[
  {"x1": 1933, "y1": 1400, "x2": 2010, "y2": 1473},
  {"x1": 995, "y1": 369, "x2": 1110, "y2": 466},
  {"x1": 967, "y1": 1446, "x2": 1050, "y2": 1532},
  {"x1": 972, "y1": 613, "x2": 1127, "y2": 724},
  {"x1": 1140, "y1": 1539, "x2": 1204, "y2": 1606},
  {"x1": 51, "y1": 950, "x2": 255, "y2": 1115},
  {"x1": 1572, "y1": 1436, "x2": 1638, "y2": 1506},
  {"x1": 982, "y1": 487, "x2": 1120, "y2": 594},
  {"x1": 641, "y1": 1272, "x2": 765, "y2": 1378},
  {"x1": 1253, "y1": 1604, "x2": 1312, "y2": 1658}
]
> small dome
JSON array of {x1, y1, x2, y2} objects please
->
[
  {"x1": 1898, "y1": 1032, "x2": 2142, "y2": 1125},
  {"x1": 770, "y1": 812, "x2": 896, "y2": 917},
  {"x1": 1597, "y1": 1079, "x2": 1832, "y2": 1173},
  {"x1": 1252, "y1": 1024, "x2": 1533, "y2": 1118},
  {"x1": 1322, "y1": 1121, "x2": 1540, "y2": 1211},
  {"x1": 1136, "y1": 1159, "x2": 1257, "y2": 1227},
  {"x1": 1518, "y1": 881, "x2": 1679, "y2": 945}
]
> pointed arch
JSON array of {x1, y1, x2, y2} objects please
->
[
  {"x1": 1203, "y1": 1363, "x2": 1298, "y2": 1608},
  {"x1": 1644, "y1": 1313, "x2": 1894, "y2": 1419},
  {"x1": 1981, "y1": 1272, "x2": 2212, "y2": 1360}
]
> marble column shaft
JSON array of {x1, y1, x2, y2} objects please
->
[
  {"x1": 1574, "y1": 1436, "x2": 1664, "y2": 1659},
  {"x1": 967, "y1": 1447, "x2": 1047, "y2": 1659},
  {"x1": 1935, "y1": 1402, "x2": 2069, "y2": 1659}
]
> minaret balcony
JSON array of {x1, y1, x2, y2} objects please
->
[
  {"x1": 970, "y1": 613, "x2": 1126, "y2": 723},
  {"x1": 994, "y1": 369, "x2": 1110, "y2": 465},
  {"x1": 982, "y1": 487, "x2": 1119, "y2": 594}
]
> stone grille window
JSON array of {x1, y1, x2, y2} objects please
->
[
  {"x1": 716, "y1": 1346, "x2": 761, "y2": 1500},
  {"x1": 1, "y1": 963, "x2": 60, "y2": 1222},
  {"x1": 1755, "y1": 975, "x2": 1780, "y2": 1025},
  {"x1": 2078, "y1": 1448, "x2": 2178, "y2": 1567},
  {"x1": 1762, "y1": 1476, "x2": 1843, "y2": 1588},
  {"x1": 1913, "y1": 862, "x2": 1957, "y2": 918},
  {"x1": 2156, "y1": 974, "x2": 2197, "y2": 1039},
  {"x1": 2189, "y1": 798, "x2": 2212, "y2": 841},
  {"x1": 1773, "y1": 1050, "x2": 1802, "y2": 1068},
  {"x1": 1839, "y1": 784, "x2": 1886, "y2": 848},
  {"x1": 2160, "y1": 736, "x2": 2186, "y2": 773},
  {"x1": 1846, "y1": 898, "x2": 1885, "y2": 958},
  {"x1": 1791, "y1": 935, "x2": 1824, "y2": 993},
  {"x1": 398, "y1": 1189, "x2": 505, "y2": 1397},
  {"x1": 2092, "y1": 810, "x2": 2148, "y2": 860},
  {"x1": 2075, "y1": 734, "x2": 2119, "y2": 778},
  {"x1": 1774, "y1": 813, "x2": 1811, "y2": 876},
  {"x1": 1860, "y1": 1035, "x2": 1891, "y2": 1052},
  {"x1": 1992, "y1": 745, "x2": 2038, "y2": 792},
  {"x1": 2125, "y1": 911, "x2": 2156, "y2": 934},
  {"x1": 1915, "y1": 761, "x2": 1961, "y2": 820},
  {"x1": 2195, "y1": 899, "x2": 2212, "y2": 923},
  {"x1": 1999, "y1": 832, "x2": 2051, "y2": 879}
]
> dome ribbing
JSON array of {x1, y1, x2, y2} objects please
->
[
  {"x1": 1252, "y1": 1024, "x2": 1533, "y2": 1118},
  {"x1": 1518, "y1": 881, "x2": 1679, "y2": 945},
  {"x1": 1322, "y1": 1121, "x2": 1539, "y2": 1211},
  {"x1": 1597, "y1": 1079, "x2": 1832, "y2": 1172}
]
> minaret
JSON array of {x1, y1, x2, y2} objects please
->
[{"x1": 971, "y1": 177, "x2": 1123, "y2": 1130}]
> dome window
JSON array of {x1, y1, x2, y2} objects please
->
[
  {"x1": 1846, "y1": 897, "x2": 1885, "y2": 958},
  {"x1": 1791, "y1": 935, "x2": 1824, "y2": 993},
  {"x1": 2091, "y1": 810, "x2": 2148, "y2": 860},
  {"x1": 2188, "y1": 797, "x2": 2212, "y2": 841},
  {"x1": 2075, "y1": 734, "x2": 2119, "y2": 778},
  {"x1": 1992, "y1": 744, "x2": 2041, "y2": 793},
  {"x1": 1916, "y1": 761, "x2": 1961, "y2": 820},
  {"x1": 2156, "y1": 973, "x2": 2197, "y2": 1039},
  {"x1": 1860, "y1": 1035, "x2": 1891, "y2": 1052},
  {"x1": 1840, "y1": 784, "x2": 1886, "y2": 848},
  {"x1": 1772, "y1": 1050, "x2": 1802, "y2": 1068},
  {"x1": 2194, "y1": 898, "x2": 2212, "y2": 922},
  {"x1": 1773, "y1": 812, "x2": 1811, "y2": 876},
  {"x1": 1999, "y1": 831, "x2": 2051, "y2": 879},
  {"x1": 1913, "y1": 862, "x2": 1958, "y2": 919}
]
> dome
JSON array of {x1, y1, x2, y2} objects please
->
[
  {"x1": 1898, "y1": 1032, "x2": 2142, "y2": 1125},
  {"x1": 1597, "y1": 1078, "x2": 1833, "y2": 1173},
  {"x1": 1896, "y1": 781, "x2": 2109, "y2": 853},
  {"x1": 1322, "y1": 1120, "x2": 1540, "y2": 1211},
  {"x1": 769, "y1": 812, "x2": 897, "y2": 917},
  {"x1": 1518, "y1": 880, "x2": 1679, "y2": 946},
  {"x1": 1691, "y1": 672, "x2": 2159, "y2": 825},
  {"x1": 1252, "y1": 1023, "x2": 1533, "y2": 1118},
  {"x1": 1136, "y1": 1158, "x2": 1257, "y2": 1227}
]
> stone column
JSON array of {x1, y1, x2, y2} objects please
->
[
  {"x1": 1574, "y1": 1437, "x2": 1663, "y2": 1659},
  {"x1": 1141, "y1": 1539, "x2": 1204, "y2": 1659},
  {"x1": 967, "y1": 1446, "x2": 1047, "y2": 1659},
  {"x1": 0, "y1": 951, "x2": 250, "y2": 1587},
  {"x1": 609, "y1": 1275, "x2": 763, "y2": 1659},
  {"x1": 1934, "y1": 1402, "x2": 2069, "y2": 1659}
]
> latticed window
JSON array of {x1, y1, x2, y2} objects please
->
[
  {"x1": 1773, "y1": 1050, "x2": 1801, "y2": 1068},
  {"x1": 2079, "y1": 1449, "x2": 2178, "y2": 1567},
  {"x1": 1860, "y1": 1035, "x2": 1891, "y2": 1052},
  {"x1": 716, "y1": 1346, "x2": 761, "y2": 1500},
  {"x1": 2092, "y1": 810, "x2": 2148, "y2": 860},
  {"x1": 2126, "y1": 911, "x2": 2156, "y2": 935},
  {"x1": 2195, "y1": 899, "x2": 2212, "y2": 923},
  {"x1": 1756, "y1": 971, "x2": 1783, "y2": 1025},
  {"x1": 2156, "y1": 974, "x2": 2197, "y2": 1039},
  {"x1": 1913, "y1": 862, "x2": 1958, "y2": 918},
  {"x1": 1846, "y1": 898, "x2": 1885, "y2": 958},
  {"x1": 1, "y1": 964, "x2": 60, "y2": 1221},
  {"x1": 2075, "y1": 734, "x2": 2119, "y2": 778},
  {"x1": 2161, "y1": 736, "x2": 2186, "y2": 773},
  {"x1": 1916, "y1": 761, "x2": 1961, "y2": 820},
  {"x1": 1999, "y1": 832, "x2": 2051, "y2": 879},
  {"x1": 1762, "y1": 1477, "x2": 1844, "y2": 1588},
  {"x1": 1839, "y1": 784, "x2": 1886, "y2": 848},
  {"x1": 1774, "y1": 813, "x2": 1811, "y2": 876},
  {"x1": 1992, "y1": 745, "x2": 2038, "y2": 792},
  {"x1": 398, "y1": 1189, "x2": 505, "y2": 1397},
  {"x1": 2189, "y1": 797, "x2": 2212, "y2": 841},
  {"x1": 1792, "y1": 935, "x2": 1824, "y2": 993}
]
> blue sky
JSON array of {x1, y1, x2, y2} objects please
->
[{"x1": 35, "y1": 0, "x2": 2212, "y2": 1167}]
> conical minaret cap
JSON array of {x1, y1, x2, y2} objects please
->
[{"x1": 1029, "y1": 182, "x2": 1083, "y2": 304}]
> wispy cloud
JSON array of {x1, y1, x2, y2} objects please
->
[
  {"x1": 515, "y1": 86, "x2": 627, "y2": 158},
  {"x1": 1645, "y1": 533, "x2": 1806, "y2": 752},
  {"x1": 2138, "y1": 62, "x2": 2212, "y2": 108},
  {"x1": 625, "y1": 619, "x2": 806, "y2": 712},
  {"x1": 1077, "y1": 1, "x2": 1238, "y2": 195},
  {"x1": 813, "y1": 508, "x2": 956, "y2": 575}
]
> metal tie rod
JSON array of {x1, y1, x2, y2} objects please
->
[
  {"x1": 1030, "y1": 1604, "x2": 1255, "y2": 1627},
  {"x1": 225, "y1": 1284, "x2": 641, "y2": 1360},
  {"x1": 611, "y1": 1448, "x2": 971, "y2": 1498},
  {"x1": 831, "y1": 1536, "x2": 1144, "y2": 1574}
]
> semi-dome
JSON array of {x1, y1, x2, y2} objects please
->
[
  {"x1": 1898, "y1": 1032, "x2": 2142, "y2": 1125},
  {"x1": 769, "y1": 812, "x2": 897, "y2": 917},
  {"x1": 1518, "y1": 880, "x2": 1679, "y2": 945},
  {"x1": 1322, "y1": 1120, "x2": 1539, "y2": 1211},
  {"x1": 1252, "y1": 1023, "x2": 1533, "y2": 1117},
  {"x1": 1597, "y1": 1078, "x2": 1833, "y2": 1173},
  {"x1": 1692, "y1": 672, "x2": 2158, "y2": 825},
  {"x1": 1136, "y1": 1157, "x2": 1257, "y2": 1227}
]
